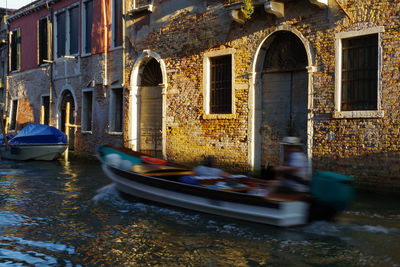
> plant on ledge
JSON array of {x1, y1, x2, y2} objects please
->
[{"x1": 241, "y1": 0, "x2": 254, "y2": 20}]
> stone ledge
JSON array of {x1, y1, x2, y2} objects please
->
[
  {"x1": 333, "y1": 110, "x2": 385, "y2": 119},
  {"x1": 203, "y1": 113, "x2": 237, "y2": 120}
]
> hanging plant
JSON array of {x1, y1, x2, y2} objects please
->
[{"x1": 241, "y1": 0, "x2": 254, "y2": 20}]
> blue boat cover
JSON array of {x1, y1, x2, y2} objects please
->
[{"x1": 8, "y1": 123, "x2": 67, "y2": 145}]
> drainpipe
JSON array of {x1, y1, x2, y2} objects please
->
[
  {"x1": 47, "y1": 3, "x2": 54, "y2": 127},
  {"x1": 122, "y1": 0, "x2": 126, "y2": 87},
  {"x1": 4, "y1": 16, "x2": 10, "y2": 130},
  {"x1": 102, "y1": 0, "x2": 108, "y2": 86}
]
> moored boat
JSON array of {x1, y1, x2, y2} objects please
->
[
  {"x1": 97, "y1": 145, "x2": 354, "y2": 227},
  {"x1": 0, "y1": 123, "x2": 68, "y2": 161}
]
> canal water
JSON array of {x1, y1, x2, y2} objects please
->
[{"x1": 0, "y1": 159, "x2": 398, "y2": 266}]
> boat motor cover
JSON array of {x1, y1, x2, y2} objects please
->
[
  {"x1": 8, "y1": 123, "x2": 68, "y2": 145},
  {"x1": 310, "y1": 171, "x2": 354, "y2": 210}
]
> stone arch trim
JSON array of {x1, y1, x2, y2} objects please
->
[
  {"x1": 129, "y1": 50, "x2": 167, "y2": 158},
  {"x1": 249, "y1": 26, "x2": 316, "y2": 170}
]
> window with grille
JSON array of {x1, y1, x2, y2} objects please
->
[
  {"x1": 82, "y1": 90, "x2": 93, "y2": 132},
  {"x1": 38, "y1": 17, "x2": 48, "y2": 65},
  {"x1": 112, "y1": 0, "x2": 123, "y2": 48},
  {"x1": 110, "y1": 88, "x2": 123, "y2": 132},
  {"x1": 10, "y1": 28, "x2": 21, "y2": 71},
  {"x1": 341, "y1": 34, "x2": 378, "y2": 111},
  {"x1": 210, "y1": 55, "x2": 232, "y2": 114}
]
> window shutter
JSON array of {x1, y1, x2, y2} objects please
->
[{"x1": 16, "y1": 28, "x2": 21, "y2": 71}]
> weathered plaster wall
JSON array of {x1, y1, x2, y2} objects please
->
[{"x1": 125, "y1": 0, "x2": 400, "y2": 191}]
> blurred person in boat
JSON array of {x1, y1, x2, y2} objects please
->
[{"x1": 266, "y1": 136, "x2": 311, "y2": 194}]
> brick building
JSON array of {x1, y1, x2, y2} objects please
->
[
  {"x1": 123, "y1": 0, "x2": 400, "y2": 192},
  {"x1": 6, "y1": 0, "x2": 125, "y2": 153},
  {"x1": 0, "y1": 8, "x2": 13, "y2": 110}
]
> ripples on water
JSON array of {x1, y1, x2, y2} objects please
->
[{"x1": 0, "y1": 159, "x2": 398, "y2": 266}]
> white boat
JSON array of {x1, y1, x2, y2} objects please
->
[
  {"x1": 0, "y1": 123, "x2": 68, "y2": 161},
  {"x1": 98, "y1": 145, "x2": 354, "y2": 227}
]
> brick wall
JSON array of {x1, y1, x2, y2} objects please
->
[{"x1": 124, "y1": 0, "x2": 399, "y2": 191}]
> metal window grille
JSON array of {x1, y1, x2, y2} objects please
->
[
  {"x1": 210, "y1": 55, "x2": 232, "y2": 114},
  {"x1": 341, "y1": 34, "x2": 378, "y2": 111}
]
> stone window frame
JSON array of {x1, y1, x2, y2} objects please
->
[
  {"x1": 9, "y1": 98, "x2": 18, "y2": 132},
  {"x1": 111, "y1": 0, "x2": 123, "y2": 50},
  {"x1": 81, "y1": 88, "x2": 94, "y2": 134},
  {"x1": 54, "y1": 3, "x2": 80, "y2": 59},
  {"x1": 334, "y1": 26, "x2": 385, "y2": 119},
  {"x1": 108, "y1": 86, "x2": 124, "y2": 135},
  {"x1": 203, "y1": 48, "x2": 236, "y2": 119},
  {"x1": 81, "y1": 0, "x2": 94, "y2": 57}
]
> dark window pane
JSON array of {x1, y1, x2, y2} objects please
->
[
  {"x1": 69, "y1": 6, "x2": 79, "y2": 55},
  {"x1": 210, "y1": 55, "x2": 232, "y2": 114},
  {"x1": 10, "y1": 29, "x2": 21, "y2": 71},
  {"x1": 114, "y1": 0, "x2": 122, "y2": 47},
  {"x1": 85, "y1": 0, "x2": 93, "y2": 54},
  {"x1": 112, "y1": 88, "x2": 123, "y2": 132},
  {"x1": 56, "y1": 12, "x2": 66, "y2": 57},
  {"x1": 83, "y1": 91, "x2": 93, "y2": 131},
  {"x1": 341, "y1": 34, "x2": 378, "y2": 111},
  {"x1": 10, "y1": 100, "x2": 18, "y2": 130},
  {"x1": 38, "y1": 18, "x2": 48, "y2": 65}
]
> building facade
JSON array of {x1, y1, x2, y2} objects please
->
[
  {"x1": 123, "y1": 0, "x2": 400, "y2": 192},
  {"x1": 5, "y1": 0, "x2": 399, "y2": 192},
  {"x1": 6, "y1": 0, "x2": 125, "y2": 153},
  {"x1": 0, "y1": 8, "x2": 13, "y2": 113}
]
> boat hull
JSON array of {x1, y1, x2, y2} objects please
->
[
  {"x1": 0, "y1": 144, "x2": 68, "y2": 161},
  {"x1": 102, "y1": 164, "x2": 310, "y2": 227}
]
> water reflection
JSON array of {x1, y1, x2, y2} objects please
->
[{"x1": 0, "y1": 159, "x2": 398, "y2": 266}]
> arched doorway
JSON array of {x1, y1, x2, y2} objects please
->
[
  {"x1": 60, "y1": 90, "x2": 75, "y2": 150},
  {"x1": 138, "y1": 58, "x2": 163, "y2": 158},
  {"x1": 260, "y1": 31, "x2": 309, "y2": 167}
]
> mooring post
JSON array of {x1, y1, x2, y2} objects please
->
[
  {"x1": 64, "y1": 102, "x2": 70, "y2": 162},
  {"x1": 0, "y1": 109, "x2": 9, "y2": 151}
]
